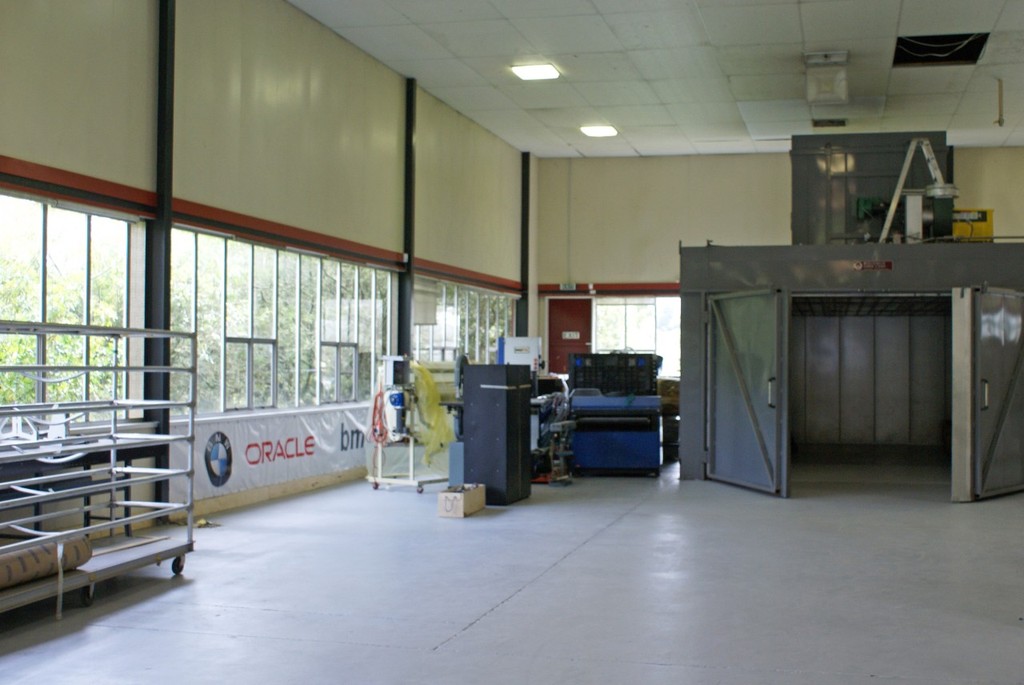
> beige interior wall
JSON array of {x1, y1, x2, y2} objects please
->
[
  {"x1": 0, "y1": 0, "x2": 157, "y2": 190},
  {"x1": 536, "y1": 154, "x2": 792, "y2": 285},
  {"x1": 415, "y1": 91, "x2": 522, "y2": 282},
  {"x1": 953, "y1": 147, "x2": 1024, "y2": 236},
  {"x1": 175, "y1": 0, "x2": 405, "y2": 251}
]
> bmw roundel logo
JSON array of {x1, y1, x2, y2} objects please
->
[{"x1": 204, "y1": 431, "x2": 232, "y2": 488}]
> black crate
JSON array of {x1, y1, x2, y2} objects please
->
[{"x1": 568, "y1": 353, "x2": 661, "y2": 395}]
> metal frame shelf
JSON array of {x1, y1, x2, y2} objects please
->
[{"x1": 0, "y1": 320, "x2": 196, "y2": 618}]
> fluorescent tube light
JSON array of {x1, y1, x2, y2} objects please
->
[
  {"x1": 511, "y1": 64, "x2": 559, "y2": 80},
  {"x1": 580, "y1": 125, "x2": 618, "y2": 138}
]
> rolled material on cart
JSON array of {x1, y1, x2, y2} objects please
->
[{"x1": 0, "y1": 538, "x2": 92, "y2": 590}]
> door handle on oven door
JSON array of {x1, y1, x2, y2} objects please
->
[
  {"x1": 981, "y1": 379, "x2": 990, "y2": 410},
  {"x1": 768, "y1": 377, "x2": 776, "y2": 409}
]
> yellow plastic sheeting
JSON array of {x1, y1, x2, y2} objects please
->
[{"x1": 410, "y1": 360, "x2": 455, "y2": 467}]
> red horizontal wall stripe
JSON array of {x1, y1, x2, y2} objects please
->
[
  {"x1": 539, "y1": 282, "x2": 679, "y2": 296},
  {"x1": 414, "y1": 257, "x2": 521, "y2": 293},
  {"x1": 0, "y1": 155, "x2": 157, "y2": 215},
  {"x1": 172, "y1": 198, "x2": 405, "y2": 269}
]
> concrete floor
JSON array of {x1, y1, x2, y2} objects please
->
[{"x1": 1, "y1": 459, "x2": 1022, "y2": 685}]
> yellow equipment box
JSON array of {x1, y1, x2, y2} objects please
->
[{"x1": 953, "y1": 208, "x2": 994, "y2": 241}]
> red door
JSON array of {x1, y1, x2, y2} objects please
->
[{"x1": 547, "y1": 298, "x2": 592, "y2": 374}]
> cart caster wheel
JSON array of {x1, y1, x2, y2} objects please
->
[
  {"x1": 417, "y1": 486, "x2": 424, "y2": 494},
  {"x1": 81, "y1": 585, "x2": 95, "y2": 607},
  {"x1": 372, "y1": 481, "x2": 380, "y2": 490},
  {"x1": 171, "y1": 555, "x2": 186, "y2": 576}
]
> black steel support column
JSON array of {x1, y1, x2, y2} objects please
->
[
  {"x1": 515, "y1": 151, "x2": 530, "y2": 336},
  {"x1": 397, "y1": 78, "x2": 416, "y2": 356},
  {"x1": 146, "y1": 0, "x2": 175, "y2": 488}
]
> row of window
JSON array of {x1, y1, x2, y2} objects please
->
[{"x1": 0, "y1": 193, "x2": 516, "y2": 412}]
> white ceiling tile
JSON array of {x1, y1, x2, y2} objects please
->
[
  {"x1": 623, "y1": 127, "x2": 699, "y2": 156},
  {"x1": 699, "y1": 4, "x2": 803, "y2": 46},
  {"x1": 799, "y1": 1, "x2": 900, "y2": 42},
  {"x1": 668, "y1": 102, "x2": 745, "y2": 125},
  {"x1": 387, "y1": 0, "x2": 503, "y2": 24},
  {"x1": 811, "y1": 96, "x2": 886, "y2": 119},
  {"x1": 460, "y1": 55, "x2": 556, "y2": 86},
  {"x1": 967, "y1": 65, "x2": 1024, "y2": 92},
  {"x1": 996, "y1": 2, "x2": 1024, "y2": 31},
  {"x1": 601, "y1": 105, "x2": 675, "y2": 126},
  {"x1": 950, "y1": 109, "x2": 1021, "y2": 130},
  {"x1": 421, "y1": 20, "x2": 528, "y2": 58},
  {"x1": 884, "y1": 93, "x2": 961, "y2": 115},
  {"x1": 879, "y1": 114, "x2": 953, "y2": 131},
  {"x1": 547, "y1": 53, "x2": 644, "y2": 82},
  {"x1": 729, "y1": 73, "x2": 805, "y2": 100},
  {"x1": 593, "y1": 0, "x2": 684, "y2": 12},
  {"x1": 428, "y1": 86, "x2": 520, "y2": 112},
  {"x1": 338, "y1": 25, "x2": 452, "y2": 62},
  {"x1": 845, "y1": 68, "x2": 891, "y2": 97},
  {"x1": 530, "y1": 107, "x2": 605, "y2": 128},
  {"x1": 570, "y1": 136, "x2": 641, "y2": 157},
  {"x1": 287, "y1": 0, "x2": 409, "y2": 28},
  {"x1": 500, "y1": 83, "x2": 590, "y2": 109},
  {"x1": 511, "y1": 16, "x2": 624, "y2": 54},
  {"x1": 628, "y1": 47, "x2": 724, "y2": 80},
  {"x1": 294, "y1": 0, "x2": 1024, "y2": 156},
  {"x1": 887, "y1": 65, "x2": 975, "y2": 95},
  {"x1": 389, "y1": 58, "x2": 488, "y2": 87},
  {"x1": 604, "y1": 8, "x2": 708, "y2": 50},
  {"x1": 693, "y1": 139, "x2": 758, "y2": 154},
  {"x1": 715, "y1": 44, "x2": 803, "y2": 76},
  {"x1": 898, "y1": 0, "x2": 1006, "y2": 34},
  {"x1": 651, "y1": 77, "x2": 734, "y2": 103},
  {"x1": 745, "y1": 120, "x2": 812, "y2": 139},
  {"x1": 754, "y1": 138, "x2": 793, "y2": 153},
  {"x1": 574, "y1": 81, "x2": 661, "y2": 106},
  {"x1": 490, "y1": 0, "x2": 598, "y2": 19},
  {"x1": 738, "y1": 99, "x2": 810, "y2": 122},
  {"x1": 947, "y1": 127, "x2": 1013, "y2": 146},
  {"x1": 978, "y1": 31, "x2": 1024, "y2": 66}
]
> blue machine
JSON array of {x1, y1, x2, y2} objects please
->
[{"x1": 570, "y1": 394, "x2": 661, "y2": 475}]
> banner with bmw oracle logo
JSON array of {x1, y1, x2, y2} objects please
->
[{"x1": 170, "y1": 405, "x2": 370, "y2": 502}]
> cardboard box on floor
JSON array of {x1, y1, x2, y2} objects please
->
[{"x1": 438, "y1": 484, "x2": 485, "y2": 518}]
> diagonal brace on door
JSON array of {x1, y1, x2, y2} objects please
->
[
  {"x1": 981, "y1": 327, "x2": 1024, "y2": 491},
  {"x1": 710, "y1": 299, "x2": 776, "y2": 487}
]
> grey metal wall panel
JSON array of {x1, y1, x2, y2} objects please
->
[
  {"x1": 875, "y1": 317, "x2": 911, "y2": 443},
  {"x1": 679, "y1": 244, "x2": 1024, "y2": 294},
  {"x1": 789, "y1": 316, "x2": 807, "y2": 443},
  {"x1": 678, "y1": 293, "x2": 707, "y2": 479},
  {"x1": 840, "y1": 317, "x2": 876, "y2": 443},
  {"x1": 805, "y1": 317, "x2": 841, "y2": 443},
  {"x1": 909, "y1": 316, "x2": 949, "y2": 446}
]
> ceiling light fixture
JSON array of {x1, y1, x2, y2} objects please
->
[
  {"x1": 804, "y1": 51, "x2": 848, "y2": 105},
  {"x1": 580, "y1": 125, "x2": 617, "y2": 138},
  {"x1": 511, "y1": 64, "x2": 559, "y2": 81}
]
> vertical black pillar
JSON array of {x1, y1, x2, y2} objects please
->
[
  {"x1": 146, "y1": 0, "x2": 174, "y2": 487},
  {"x1": 397, "y1": 78, "x2": 416, "y2": 356},
  {"x1": 515, "y1": 151, "x2": 530, "y2": 336}
]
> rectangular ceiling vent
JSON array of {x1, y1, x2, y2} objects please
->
[
  {"x1": 812, "y1": 118, "x2": 847, "y2": 128},
  {"x1": 893, "y1": 33, "x2": 989, "y2": 66}
]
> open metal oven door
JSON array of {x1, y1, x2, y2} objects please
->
[
  {"x1": 953, "y1": 287, "x2": 1024, "y2": 501},
  {"x1": 707, "y1": 290, "x2": 790, "y2": 497}
]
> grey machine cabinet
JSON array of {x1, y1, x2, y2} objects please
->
[{"x1": 462, "y1": 364, "x2": 532, "y2": 505}]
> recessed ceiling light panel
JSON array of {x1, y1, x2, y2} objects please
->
[
  {"x1": 580, "y1": 125, "x2": 618, "y2": 138},
  {"x1": 511, "y1": 64, "x2": 559, "y2": 80}
]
